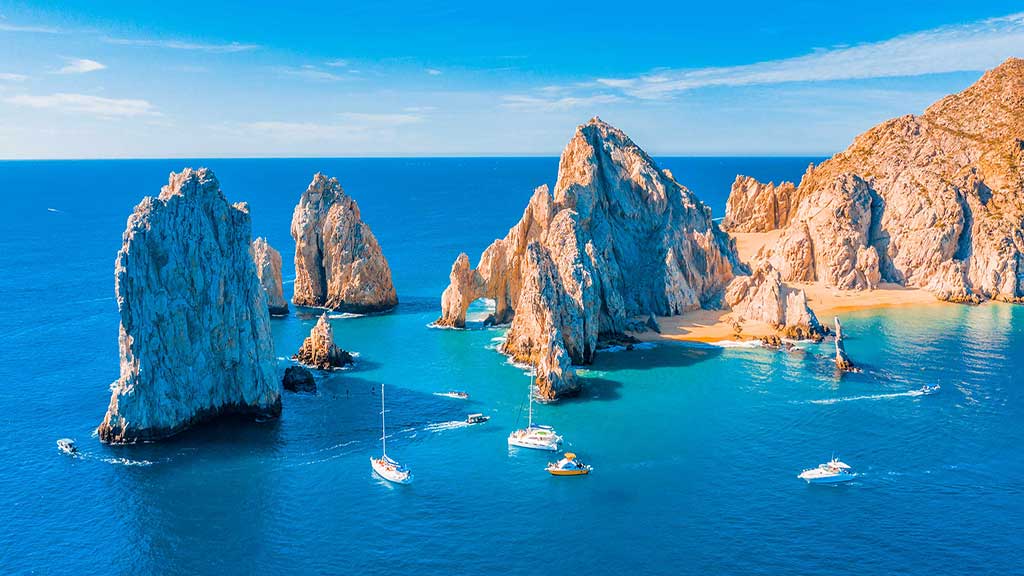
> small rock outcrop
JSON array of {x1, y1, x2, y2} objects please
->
[
  {"x1": 436, "y1": 118, "x2": 818, "y2": 398},
  {"x1": 98, "y1": 168, "x2": 281, "y2": 444},
  {"x1": 283, "y1": 365, "x2": 317, "y2": 393},
  {"x1": 733, "y1": 58, "x2": 1024, "y2": 303},
  {"x1": 833, "y1": 317, "x2": 857, "y2": 372},
  {"x1": 291, "y1": 173, "x2": 398, "y2": 313},
  {"x1": 722, "y1": 175, "x2": 804, "y2": 232},
  {"x1": 724, "y1": 262, "x2": 824, "y2": 340},
  {"x1": 293, "y1": 313, "x2": 354, "y2": 370},
  {"x1": 251, "y1": 237, "x2": 289, "y2": 315}
]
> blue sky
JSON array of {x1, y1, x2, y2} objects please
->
[{"x1": 0, "y1": 1, "x2": 1022, "y2": 158}]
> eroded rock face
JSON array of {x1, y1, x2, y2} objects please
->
[
  {"x1": 98, "y1": 168, "x2": 281, "y2": 444},
  {"x1": 293, "y1": 313, "x2": 354, "y2": 370},
  {"x1": 437, "y1": 118, "x2": 814, "y2": 398},
  {"x1": 833, "y1": 317, "x2": 856, "y2": 372},
  {"x1": 738, "y1": 58, "x2": 1024, "y2": 303},
  {"x1": 251, "y1": 237, "x2": 289, "y2": 315},
  {"x1": 724, "y1": 262, "x2": 823, "y2": 339},
  {"x1": 722, "y1": 175, "x2": 803, "y2": 232},
  {"x1": 283, "y1": 365, "x2": 317, "y2": 393},
  {"x1": 291, "y1": 173, "x2": 398, "y2": 313}
]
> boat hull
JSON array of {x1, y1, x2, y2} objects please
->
[
  {"x1": 800, "y1": 473, "x2": 854, "y2": 484},
  {"x1": 371, "y1": 457, "x2": 413, "y2": 484},
  {"x1": 547, "y1": 468, "x2": 590, "y2": 476},
  {"x1": 508, "y1": 438, "x2": 560, "y2": 451}
]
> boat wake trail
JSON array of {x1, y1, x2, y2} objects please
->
[
  {"x1": 808, "y1": 389, "x2": 926, "y2": 405},
  {"x1": 424, "y1": 420, "x2": 472, "y2": 433}
]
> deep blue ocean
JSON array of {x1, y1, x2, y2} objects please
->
[{"x1": 1, "y1": 158, "x2": 1021, "y2": 575}]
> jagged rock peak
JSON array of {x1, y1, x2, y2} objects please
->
[
  {"x1": 291, "y1": 173, "x2": 398, "y2": 313},
  {"x1": 722, "y1": 175, "x2": 802, "y2": 232},
  {"x1": 251, "y1": 237, "x2": 289, "y2": 316},
  {"x1": 98, "y1": 168, "x2": 281, "y2": 444},
  {"x1": 292, "y1": 313, "x2": 354, "y2": 370}
]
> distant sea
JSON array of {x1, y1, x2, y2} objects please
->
[{"x1": 1, "y1": 158, "x2": 1021, "y2": 575}]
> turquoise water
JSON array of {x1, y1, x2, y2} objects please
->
[{"x1": 1, "y1": 158, "x2": 1021, "y2": 575}]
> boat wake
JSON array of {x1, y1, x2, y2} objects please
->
[
  {"x1": 808, "y1": 389, "x2": 927, "y2": 405},
  {"x1": 328, "y1": 312, "x2": 365, "y2": 319},
  {"x1": 424, "y1": 420, "x2": 472, "y2": 433}
]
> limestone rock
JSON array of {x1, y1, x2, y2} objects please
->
[
  {"x1": 722, "y1": 175, "x2": 803, "y2": 232},
  {"x1": 833, "y1": 317, "x2": 857, "y2": 372},
  {"x1": 98, "y1": 168, "x2": 281, "y2": 444},
  {"x1": 724, "y1": 262, "x2": 824, "y2": 339},
  {"x1": 741, "y1": 58, "x2": 1024, "y2": 303},
  {"x1": 291, "y1": 173, "x2": 398, "y2": 313},
  {"x1": 293, "y1": 313, "x2": 354, "y2": 370},
  {"x1": 283, "y1": 365, "x2": 317, "y2": 393},
  {"x1": 251, "y1": 237, "x2": 289, "y2": 315}
]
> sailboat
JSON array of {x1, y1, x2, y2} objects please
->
[
  {"x1": 507, "y1": 373, "x2": 562, "y2": 451},
  {"x1": 370, "y1": 383, "x2": 413, "y2": 484}
]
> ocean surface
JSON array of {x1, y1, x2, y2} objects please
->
[{"x1": 1, "y1": 158, "x2": 1021, "y2": 575}]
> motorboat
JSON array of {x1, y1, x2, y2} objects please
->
[
  {"x1": 917, "y1": 384, "x2": 941, "y2": 395},
  {"x1": 508, "y1": 375, "x2": 562, "y2": 451},
  {"x1": 466, "y1": 413, "x2": 490, "y2": 424},
  {"x1": 546, "y1": 453, "x2": 592, "y2": 476},
  {"x1": 56, "y1": 438, "x2": 77, "y2": 455},
  {"x1": 434, "y1": 391, "x2": 469, "y2": 399},
  {"x1": 370, "y1": 384, "x2": 413, "y2": 484},
  {"x1": 798, "y1": 457, "x2": 854, "y2": 484}
]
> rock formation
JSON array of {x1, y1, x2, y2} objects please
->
[
  {"x1": 436, "y1": 117, "x2": 820, "y2": 398},
  {"x1": 283, "y1": 365, "x2": 317, "y2": 393},
  {"x1": 734, "y1": 58, "x2": 1024, "y2": 303},
  {"x1": 291, "y1": 173, "x2": 398, "y2": 313},
  {"x1": 722, "y1": 175, "x2": 804, "y2": 232},
  {"x1": 293, "y1": 313, "x2": 354, "y2": 370},
  {"x1": 98, "y1": 168, "x2": 281, "y2": 444},
  {"x1": 724, "y1": 262, "x2": 824, "y2": 340},
  {"x1": 251, "y1": 237, "x2": 289, "y2": 315},
  {"x1": 833, "y1": 317, "x2": 856, "y2": 372}
]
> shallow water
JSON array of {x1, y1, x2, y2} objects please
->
[{"x1": 1, "y1": 158, "x2": 1021, "y2": 575}]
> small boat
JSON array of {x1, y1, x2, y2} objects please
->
[
  {"x1": 798, "y1": 457, "x2": 855, "y2": 484},
  {"x1": 917, "y1": 384, "x2": 941, "y2": 395},
  {"x1": 466, "y1": 413, "x2": 490, "y2": 424},
  {"x1": 434, "y1": 391, "x2": 470, "y2": 399},
  {"x1": 56, "y1": 438, "x2": 78, "y2": 455},
  {"x1": 370, "y1": 384, "x2": 412, "y2": 484},
  {"x1": 508, "y1": 375, "x2": 562, "y2": 451},
  {"x1": 546, "y1": 453, "x2": 592, "y2": 476}
]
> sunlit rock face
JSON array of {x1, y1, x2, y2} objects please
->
[
  {"x1": 291, "y1": 173, "x2": 398, "y2": 313},
  {"x1": 98, "y1": 168, "x2": 281, "y2": 444},
  {"x1": 437, "y1": 118, "x2": 819, "y2": 397},
  {"x1": 252, "y1": 237, "x2": 289, "y2": 316},
  {"x1": 293, "y1": 313, "x2": 354, "y2": 370},
  {"x1": 722, "y1": 175, "x2": 804, "y2": 233},
  {"x1": 732, "y1": 58, "x2": 1024, "y2": 303}
]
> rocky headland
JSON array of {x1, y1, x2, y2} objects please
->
[
  {"x1": 98, "y1": 168, "x2": 281, "y2": 444},
  {"x1": 291, "y1": 173, "x2": 398, "y2": 313},
  {"x1": 251, "y1": 237, "x2": 289, "y2": 316},
  {"x1": 293, "y1": 313, "x2": 354, "y2": 370},
  {"x1": 725, "y1": 58, "x2": 1024, "y2": 304},
  {"x1": 437, "y1": 118, "x2": 821, "y2": 398}
]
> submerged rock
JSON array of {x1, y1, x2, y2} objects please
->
[
  {"x1": 833, "y1": 317, "x2": 857, "y2": 372},
  {"x1": 291, "y1": 173, "x2": 398, "y2": 313},
  {"x1": 282, "y1": 365, "x2": 317, "y2": 393},
  {"x1": 293, "y1": 313, "x2": 354, "y2": 370},
  {"x1": 735, "y1": 58, "x2": 1024, "y2": 303},
  {"x1": 251, "y1": 237, "x2": 289, "y2": 316},
  {"x1": 98, "y1": 168, "x2": 281, "y2": 444}
]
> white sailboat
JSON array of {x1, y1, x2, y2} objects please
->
[
  {"x1": 507, "y1": 374, "x2": 562, "y2": 451},
  {"x1": 370, "y1": 384, "x2": 413, "y2": 484}
]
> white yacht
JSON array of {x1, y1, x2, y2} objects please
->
[
  {"x1": 508, "y1": 375, "x2": 562, "y2": 451},
  {"x1": 798, "y1": 457, "x2": 855, "y2": 484},
  {"x1": 370, "y1": 384, "x2": 413, "y2": 484}
]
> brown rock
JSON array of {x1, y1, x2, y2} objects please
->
[{"x1": 293, "y1": 313, "x2": 354, "y2": 370}]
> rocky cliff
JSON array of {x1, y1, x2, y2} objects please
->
[
  {"x1": 722, "y1": 174, "x2": 804, "y2": 233},
  {"x1": 293, "y1": 313, "x2": 353, "y2": 370},
  {"x1": 734, "y1": 58, "x2": 1024, "y2": 303},
  {"x1": 437, "y1": 118, "x2": 820, "y2": 397},
  {"x1": 98, "y1": 168, "x2": 281, "y2": 444},
  {"x1": 291, "y1": 173, "x2": 398, "y2": 312},
  {"x1": 251, "y1": 237, "x2": 289, "y2": 315}
]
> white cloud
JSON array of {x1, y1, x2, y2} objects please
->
[
  {"x1": 325, "y1": 59, "x2": 349, "y2": 68},
  {"x1": 0, "y1": 72, "x2": 26, "y2": 81},
  {"x1": 426, "y1": 68, "x2": 442, "y2": 76},
  {"x1": 239, "y1": 112, "x2": 425, "y2": 142},
  {"x1": 338, "y1": 112, "x2": 424, "y2": 126},
  {"x1": 103, "y1": 36, "x2": 258, "y2": 53},
  {"x1": 597, "y1": 12, "x2": 1024, "y2": 98},
  {"x1": 5, "y1": 93, "x2": 159, "y2": 118},
  {"x1": 501, "y1": 93, "x2": 623, "y2": 112},
  {"x1": 278, "y1": 65, "x2": 347, "y2": 81},
  {"x1": 58, "y1": 58, "x2": 106, "y2": 74},
  {"x1": 0, "y1": 19, "x2": 59, "y2": 33}
]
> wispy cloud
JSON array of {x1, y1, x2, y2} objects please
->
[
  {"x1": 239, "y1": 111, "x2": 425, "y2": 142},
  {"x1": 338, "y1": 112, "x2": 424, "y2": 126},
  {"x1": 58, "y1": 58, "x2": 106, "y2": 74},
  {"x1": 278, "y1": 65, "x2": 348, "y2": 82},
  {"x1": 0, "y1": 19, "x2": 59, "y2": 34},
  {"x1": 597, "y1": 12, "x2": 1024, "y2": 98},
  {"x1": 5, "y1": 93, "x2": 159, "y2": 118},
  {"x1": 325, "y1": 59, "x2": 349, "y2": 68},
  {"x1": 0, "y1": 72, "x2": 27, "y2": 82},
  {"x1": 501, "y1": 93, "x2": 623, "y2": 112},
  {"x1": 103, "y1": 36, "x2": 258, "y2": 53},
  {"x1": 425, "y1": 68, "x2": 442, "y2": 76}
]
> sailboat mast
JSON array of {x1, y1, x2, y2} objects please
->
[
  {"x1": 528, "y1": 372, "x2": 534, "y2": 427},
  {"x1": 381, "y1": 383, "x2": 387, "y2": 456}
]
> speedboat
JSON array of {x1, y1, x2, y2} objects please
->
[
  {"x1": 546, "y1": 452, "x2": 592, "y2": 476},
  {"x1": 466, "y1": 413, "x2": 490, "y2": 424},
  {"x1": 371, "y1": 384, "x2": 413, "y2": 485},
  {"x1": 56, "y1": 438, "x2": 77, "y2": 455},
  {"x1": 434, "y1": 391, "x2": 469, "y2": 399},
  {"x1": 917, "y1": 384, "x2": 941, "y2": 395},
  {"x1": 798, "y1": 457, "x2": 854, "y2": 484},
  {"x1": 508, "y1": 375, "x2": 562, "y2": 451}
]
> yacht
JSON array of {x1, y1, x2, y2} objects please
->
[
  {"x1": 508, "y1": 375, "x2": 562, "y2": 451},
  {"x1": 56, "y1": 438, "x2": 77, "y2": 456},
  {"x1": 370, "y1": 384, "x2": 413, "y2": 484},
  {"x1": 917, "y1": 384, "x2": 941, "y2": 395},
  {"x1": 798, "y1": 457, "x2": 854, "y2": 484},
  {"x1": 546, "y1": 452, "x2": 592, "y2": 476},
  {"x1": 466, "y1": 413, "x2": 490, "y2": 424},
  {"x1": 434, "y1": 391, "x2": 469, "y2": 399}
]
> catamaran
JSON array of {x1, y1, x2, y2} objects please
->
[
  {"x1": 798, "y1": 456, "x2": 854, "y2": 484},
  {"x1": 370, "y1": 384, "x2": 413, "y2": 484},
  {"x1": 507, "y1": 374, "x2": 562, "y2": 451}
]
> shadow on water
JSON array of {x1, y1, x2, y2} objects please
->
[
  {"x1": 589, "y1": 342, "x2": 724, "y2": 373},
  {"x1": 558, "y1": 377, "x2": 623, "y2": 403}
]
